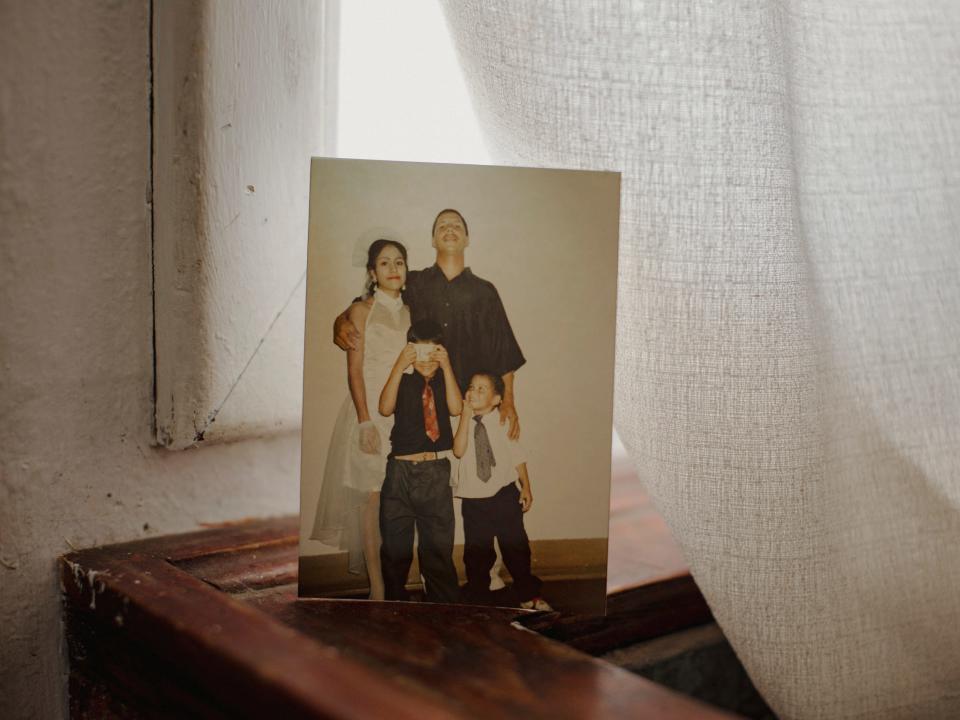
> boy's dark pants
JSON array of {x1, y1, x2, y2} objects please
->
[
  {"x1": 460, "y1": 483, "x2": 542, "y2": 603},
  {"x1": 379, "y1": 457, "x2": 459, "y2": 603}
]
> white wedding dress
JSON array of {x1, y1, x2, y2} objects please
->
[{"x1": 310, "y1": 290, "x2": 410, "y2": 574}]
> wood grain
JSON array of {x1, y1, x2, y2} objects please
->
[{"x1": 60, "y1": 448, "x2": 728, "y2": 718}]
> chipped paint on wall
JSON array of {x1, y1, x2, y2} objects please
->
[
  {"x1": 153, "y1": 0, "x2": 336, "y2": 450},
  {"x1": 0, "y1": 3, "x2": 305, "y2": 717}
]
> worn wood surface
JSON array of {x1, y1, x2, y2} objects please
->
[{"x1": 61, "y1": 451, "x2": 725, "y2": 719}]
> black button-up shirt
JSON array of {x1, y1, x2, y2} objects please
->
[
  {"x1": 404, "y1": 265, "x2": 525, "y2": 391},
  {"x1": 389, "y1": 371, "x2": 454, "y2": 455}
]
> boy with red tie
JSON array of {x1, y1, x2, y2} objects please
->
[{"x1": 378, "y1": 319, "x2": 463, "y2": 602}]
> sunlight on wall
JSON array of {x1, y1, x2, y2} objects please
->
[{"x1": 337, "y1": 0, "x2": 490, "y2": 164}]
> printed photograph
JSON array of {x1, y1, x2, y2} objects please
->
[{"x1": 299, "y1": 158, "x2": 620, "y2": 615}]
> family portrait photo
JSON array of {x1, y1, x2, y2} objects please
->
[{"x1": 299, "y1": 158, "x2": 620, "y2": 615}]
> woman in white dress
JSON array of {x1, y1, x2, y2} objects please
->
[{"x1": 311, "y1": 239, "x2": 411, "y2": 599}]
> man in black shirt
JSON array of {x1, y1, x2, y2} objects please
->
[
  {"x1": 336, "y1": 209, "x2": 525, "y2": 439},
  {"x1": 377, "y1": 320, "x2": 462, "y2": 603}
]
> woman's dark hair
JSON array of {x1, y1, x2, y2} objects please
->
[{"x1": 364, "y1": 239, "x2": 408, "y2": 297}]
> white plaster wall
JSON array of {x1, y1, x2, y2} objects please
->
[
  {"x1": 0, "y1": 3, "x2": 300, "y2": 718},
  {"x1": 154, "y1": 0, "x2": 336, "y2": 449}
]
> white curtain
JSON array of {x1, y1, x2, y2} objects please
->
[{"x1": 441, "y1": 2, "x2": 960, "y2": 718}]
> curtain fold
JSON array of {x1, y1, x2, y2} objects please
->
[{"x1": 440, "y1": 2, "x2": 960, "y2": 717}]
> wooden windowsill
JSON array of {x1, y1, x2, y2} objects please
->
[{"x1": 60, "y1": 451, "x2": 729, "y2": 719}]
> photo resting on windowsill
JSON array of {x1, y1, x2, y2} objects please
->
[{"x1": 299, "y1": 158, "x2": 620, "y2": 616}]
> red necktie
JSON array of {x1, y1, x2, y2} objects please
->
[{"x1": 422, "y1": 379, "x2": 440, "y2": 442}]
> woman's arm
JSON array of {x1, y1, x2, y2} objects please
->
[{"x1": 346, "y1": 301, "x2": 372, "y2": 423}]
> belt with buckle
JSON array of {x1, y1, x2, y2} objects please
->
[{"x1": 394, "y1": 451, "x2": 439, "y2": 462}]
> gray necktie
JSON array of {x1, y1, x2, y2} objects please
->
[{"x1": 473, "y1": 415, "x2": 496, "y2": 482}]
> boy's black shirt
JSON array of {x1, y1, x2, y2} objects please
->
[
  {"x1": 389, "y1": 372, "x2": 454, "y2": 455},
  {"x1": 404, "y1": 265, "x2": 525, "y2": 392}
]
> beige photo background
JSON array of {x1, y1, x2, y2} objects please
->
[{"x1": 299, "y1": 158, "x2": 619, "y2": 559}]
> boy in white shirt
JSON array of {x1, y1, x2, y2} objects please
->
[{"x1": 453, "y1": 372, "x2": 550, "y2": 610}]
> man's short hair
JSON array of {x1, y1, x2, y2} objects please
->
[
  {"x1": 431, "y1": 208, "x2": 469, "y2": 238},
  {"x1": 407, "y1": 319, "x2": 444, "y2": 344},
  {"x1": 472, "y1": 371, "x2": 505, "y2": 399}
]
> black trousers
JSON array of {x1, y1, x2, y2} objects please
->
[
  {"x1": 379, "y1": 457, "x2": 458, "y2": 603},
  {"x1": 460, "y1": 483, "x2": 542, "y2": 603}
]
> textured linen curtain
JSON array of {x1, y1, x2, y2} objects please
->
[{"x1": 440, "y1": 2, "x2": 960, "y2": 718}]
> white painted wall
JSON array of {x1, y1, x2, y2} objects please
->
[
  {"x1": 0, "y1": 3, "x2": 301, "y2": 717},
  {"x1": 154, "y1": 0, "x2": 336, "y2": 449},
  {"x1": 337, "y1": 0, "x2": 489, "y2": 164}
]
